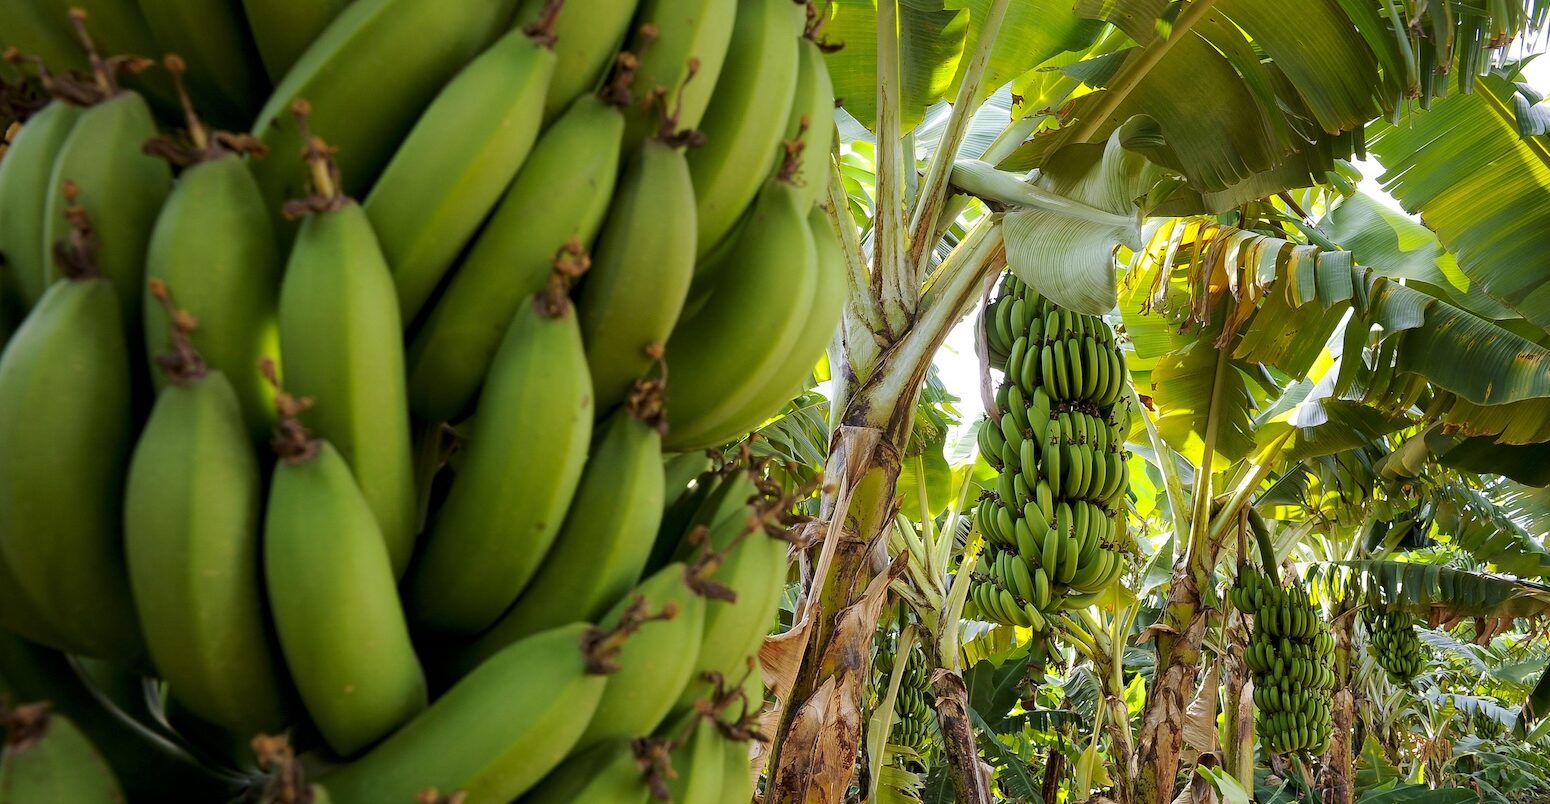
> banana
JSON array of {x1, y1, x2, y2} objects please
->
[
  {"x1": 661, "y1": 176, "x2": 819, "y2": 450},
  {"x1": 240, "y1": 0, "x2": 350, "y2": 80},
  {"x1": 782, "y1": 36, "x2": 837, "y2": 211},
  {"x1": 133, "y1": 0, "x2": 266, "y2": 127},
  {"x1": 1039, "y1": 342, "x2": 1057, "y2": 394},
  {"x1": 673, "y1": 505, "x2": 789, "y2": 709},
  {"x1": 520, "y1": 739, "x2": 652, "y2": 804},
  {"x1": 680, "y1": 205, "x2": 844, "y2": 446},
  {"x1": 0, "y1": 202, "x2": 143, "y2": 665},
  {"x1": 662, "y1": 712, "x2": 726, "y2": 804},
  {"x1": 364, "y1": 12, "x2": 560, "y2": 322},
  {"x1": 0, "y1": 101, "x2": 79, "y2": 307},
  {"x1": 1041, "y1": 418, "x2": 1062, "y2": 492},
  {"x1": 577, "y1": 132, "x2": 697, "y2": 415},
  {"x1": 0, "y1": 631, "x2": 232, "y2": 800},
  {"x1": 40, "y1": 21, "x2": 171, "y2": 331},
  {"x1": 619, "y1": 0, "x2": 738, "y2": 148},
  {"x1": 407, "y1": 91, "x2": 624, "y2": 422},
  {"x1": 263, "y1": 383, "x2": 426, "y2": 758},
  {"x1": 249, "y1": 0, "x2": 521, "y2": 214},
  {"x1": 0, "y1": 703, "x2": 125, "y2": 801},
  {"x1": 459, "y1": 393, "x2": 666, "y2": 666},
  {"x1": 143, "y1": 58, "x2": 280, "y2": 439},
  {"x1": 409, "y1": 250, "x2": 594, "y2": 634},
  {"x1": 516, "y1": 0, "x2": 638, "y2": 121},
  {"x1": 575, "y1": 563, "x2": 708, "y2": 751},
  {"x1": 124, "y1": 281, "x2": 293, "y2": 737},
  {"x1": 275, "y1": 112, "x2": 416, "y2": 576},
  {"x1": 687, "y1": 0, "x2": 803, "y2": 257},
  {"x1": 320, "y1": 623, "x2": 623, "y2": 804}
]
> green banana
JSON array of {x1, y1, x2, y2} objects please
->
[
  {"x1": 249, "y1": 0, "x2": 522, "y2": 214},
  {"x1": 519, "y1": 738, "x2": 652, "y2": 804},
  {"x1": 124, "y1": 280, "x2": 293, "y2": 738},
  {"x1": 40, "y1": 28, "x2": 171, "y2": 330},
  {"x1": 718, "y1": 731, "x2": 755, "y2": 802},
  {"x1": 660, "y1": 711, "x2": 725, "y2": 804},
  {"x1": 0, "y1": 631, "x2": 234, "y2": 800},
  {"x1": 619, "y1": 0, "x2": 738, "y2": 148},
  {"x1": 263, "y1": 387, "x2": 426, "y2": 758},
  {"x1": 276, "y1": 115, "x2": 416, "y2": 576},
  {"x1": 0, "y1": 101, "x2": 79, "y2": 307},
  {"x1": 661, "y1": 177, "x2": 818, "y2": 450},
  {"x1": 240, "y1": 0, "x2": 351, "y2": 82},
  {"x1": 460, "y1": 392, "x2": 666, "y2": 665},
  {"x1": 686, "y1": 0, "x2": 802, "y2": 257},
  {"x1": 364, "y1": 11, "x2": 560, "y2": 322},
  {"x1": 575, "y1": 563, "x2": 707, "y2": 751},
  {"x1": 143, "y1": 59, "x2": 280, "y2": 439},
  {"x1": 515, "y1": 0, "x2": 638, "y2": 121},
  {"x1": 678, "y1": 204, "x2": 843, "y2": 449},
  {"x1": 320, "y1": 623, "x2": 622, "y2": 804},
  {"x1": 0, "y1": 703, "x2": 125, "y2": 802},
  {"x1": 0, "y1": 204, "x2": 142, "y2": 664},
  {"x1": 673, "y1": 491, "x2": 789, "y2": 709},
  {"x1": 408, "y1": 252, "x2": 594, "y2": 634},
  {"x1": 577, "y1": 134, "x2": 697, "y2": 415},
  {"x1": 133, "y1": 0, "x2": 267, "y2": 127},
  {"x1": 782, "y1": 36, "x2": 837, "y2": 212},
  {"x1": 406, "y1": 92, "x2": 624, "y2": 422}
]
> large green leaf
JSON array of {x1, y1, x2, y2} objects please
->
[
  {"x1": 1367, "y1": 74, "x2": 1550, "y2": 334},
  {"x1": 1429, "y1": 481, "x2": 1550, "y2": 581},
  {"x1": 1324, "y1": 192, "x2": 1515, "y2": 321},
  {"x1": 993, "y1": 118, "x2": 1168, "y2": 314},
  {"x1": 821, "y1": 0, "x2": 968, "y2": 132},
  {"x1": 969, "y1": 707, "x2": 1041, "y2": 800},
  {"x1": 1357, "y1": 785, "x2": 1478, "y2": 804},
  {"x1": 1333, "y1": 559, "x2": 1550, "y2": 619},
  {"x1": 1150, "y1": 340, "x2": 1259, "y2": 466},
  {"x1": 943, "y1": 0, "x2": 1102, "y2": 107}
]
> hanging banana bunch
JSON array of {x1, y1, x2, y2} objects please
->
[
  {"x1": 875, "y1": 640, "x2": 935, "y2": 770},
  {"x1": 1362, "y1": 604, "x2": 1425, "y2": 686},
  {"x1": 967, "y1": 274, "x2": 1133, "y2": 630},
  {"x1": 1232, "y1": 566, "x2": 1336, "y2": 756}
]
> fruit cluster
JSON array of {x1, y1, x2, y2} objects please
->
[
  {"x1": 967, "y1": 275, "x2": 1132, "y2": 629},
  {"x1": 1362, "y1": 605, "x2": 1424, "y2": 686},
  {"x1": 875, "y1": 642, "x2": 935, "y2": 762},
  {"x1": 0, "y1": 1, "x2": 831, "y2": 800},
  {"x1": 1232, "y1": 568, "x2": 1336, "y2": 756}
]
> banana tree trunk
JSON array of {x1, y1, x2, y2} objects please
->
[
  {"x1": 1135, "y1": 565, "x2": 1208, "y2": 804},
  {"x1": 930, "y1": 664, "x2": 992, "y2": 803},
  {"x1": 1105, "y1": 695, "x2": 1137, "y2": 804},
  {"x1": 1221, "y1": 609, "x2": 1255, "y2": 790},
  {"x1": 766, "y1": 222, "x2": 1005, "y2": 804},
  {"x1": 1317, "y1": 607, "x2": 1356, "y2": 804}
]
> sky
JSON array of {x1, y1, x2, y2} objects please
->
[{"x1": 927, "y1": 56, "x2": 1550, "y2": 447}]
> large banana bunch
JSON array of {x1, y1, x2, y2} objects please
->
[
  {"x1": 875, "y1": 642, "x2": 935, "y2": 766},
  {"x1": 1232, "y1": 568, "x2": 1335, "y2": 756},
  {"x1": 967, "y1": 275, "x2": 1133, "y2": 629},
  {"x1": 1362, "y1": 605, "x2": 1424, "y2": 686},
  {"x1": 0, "y1": 2, "x2": 831, "y2": 798}
]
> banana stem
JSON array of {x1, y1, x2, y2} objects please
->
[
  {"x1": 873, "y1": 0, "x2": 912, "y2": 333},
  {"x1": 827, "y1": 157, "x2": 886, "y2": 333},
  {"x1": 908, "y1": 0, "x2": 1012, "y2": 275},
  {"x1": 1138, "y1": 391, "x2": 1189, "y2": 550}
]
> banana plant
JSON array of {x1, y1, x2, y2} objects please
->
[{"x1": 768, "y1": 2, "x2": 1550, "y2": 803}]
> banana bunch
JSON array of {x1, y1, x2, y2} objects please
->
[
  {"x1": 1232, "y1": 568, "x2": 1335, "y2": 756},
  {"x1": 967, "y1": 275, "x2": 1133, "y2": 630},
  {"x1": 1362, "y1": 605, "x2": 1424, "y2": 686},
  {"x1": 874, "y1": 642, "x2": 935, "y2": 767},
  {"x1": 0, "y1": 2, "x2": 831, "y2": 799}
]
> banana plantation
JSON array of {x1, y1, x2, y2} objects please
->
[{"x1": 3, "y1": 0, "x2": 1550, "y2": 802}]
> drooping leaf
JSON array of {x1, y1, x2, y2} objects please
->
[
  {"x1": 1334, "y1": 559, "x2": 1550, "y2": 620},
  {"x1": 1367, "y1": 74, "x2": 1550, "y2": 335},
  {"x1": 820, "y1": 0, "x2": 968, "y2": 132},
  {"x1": 969, "y1": 706, "x2": 1041, "y2": 800}
]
